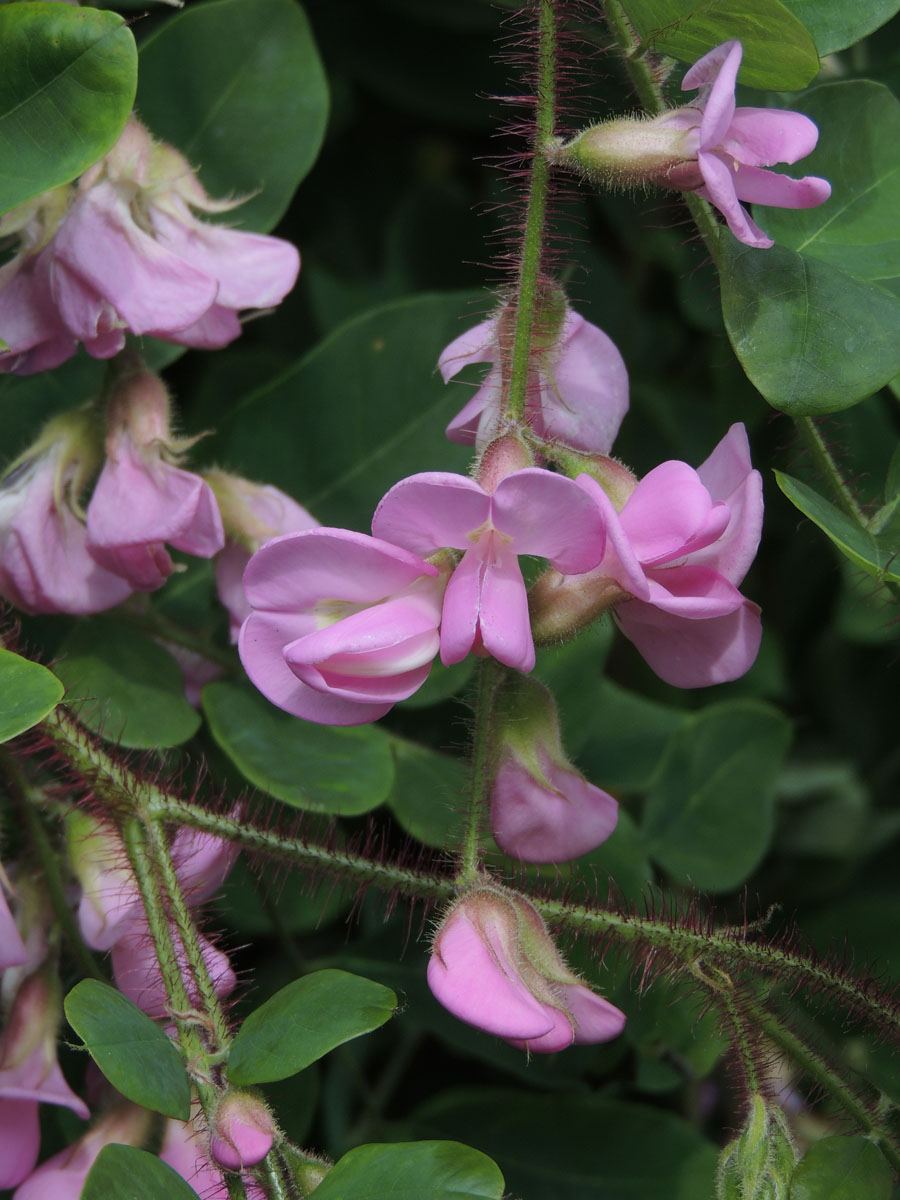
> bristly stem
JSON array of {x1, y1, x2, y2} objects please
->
[
  {"x1": 793, "y1": 415, "x2": 865, "y2": 524},
  {"x1": 506, "y1": 0, "x2": 557, "y2": 423},
  {"x1": 456, "y1": 657, "x2": 506, "y2": 888}
]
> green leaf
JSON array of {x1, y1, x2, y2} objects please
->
[
  {"x1": 643, "y1": 700, "x2": 792, "y2": 892},
  {"x1": 780, "y1": 0, "x2": 900, "y2": 55},
  {"x1": 207, "y1": 292, "x2": 479, "y2": 530},
  {"x1": 760, "y1": 83, "x2": 900, "y2": 292},
  {"x1": 0, "y1": 648, "x2": 63, "y2": 742},
  {"x1": 789, "y1": 1136, "x2": 894, "y2": 1200},
  {"x1": 775, "y1": 472, "x2": 900, "y2": 585},
  {"x1": 718, "y1": 234, "x2": 900, "y2": 414},
  {"x1": 53, "y1": 620, "x2": 201, "y2": 749},
  {"x1": 202, "y1": 681, "x2": 394, "y2": 815},
  {"x1": 227, "y1": 969, "x2": 397, "y2": 1085},
  {"x1": 311, "y1": 1141, "x2": 505, "y2": 1200},
  {"x1": 575, "y1": 679, "x2": 690, "y2": 793},
  {"x1": 0, "y1": 3, "x2": 137, "y2": 216},
  {"x1": 82, "y1": 1145, "x2": 199, "y2": 1200},
  {"x1": 413, "y1": 1089, "x2": 717, "y2": 1199},
  {"x1": 64, "y1": 980, "x2": 191, "y2": 1121},
  {"x1": 137, "y1": 0, "x2": 328, "y2": 232},
  {"x1": 616, "y1": 0, "x2": 819, "y2": 90},
  {"x1": 387, "y1": 740, "x2": 467, "y2": 849}
]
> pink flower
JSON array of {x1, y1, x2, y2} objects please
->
[
  {"x1": 428, "y1": 889, "x2": 625, "y2": 1054},
  {"x1": 0, "y1": 429, "x2": 132, "y2": 616},
  {"x1": 210, "y1": 1092, "x2": 275, "y2": 1170},
  {"x1": 656, "y1": 41, "x2": 830, "y2": 248},
  {"x1": 441, "y1": 304, "x2": 628, "y2": 454},
  {"x1": 111, "y1": 922, "x2": 237, "y2": 1019},
  {"x1": 372, "y1": 468, "x2": 607, "y2": 672},
  {"x1": 161, "y1": 1113, "x2": 266, "y2": 1199},
  {"x1": 85, "y1": 370, "x2": 224, "y2": 591},
  {"x1": 0, "y1": 972, "x2": 89, "y2": 1189},
  {"x1": 491, "y1": 678, "x2": 617, "y2": 863},
  {"x1": 0, "y1": 120, "x2": 300, "y2": 374},
  {"x1": 577, "y1": 423, "x2": 763, "y2": 687},
  {"x1": 207, "y1": 471, "x2": 319, "y2": 642},
  {"x1": 239, "y1": 529, "x2": 447, "y2": 726}
]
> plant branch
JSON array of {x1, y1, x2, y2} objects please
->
[{"x1": 456, "y1": 658, "x2": 506, "y2": 888}]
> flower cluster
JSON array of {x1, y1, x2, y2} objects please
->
[{"x1": 0, "y1": 118, "x2": 299, "y2": 375}]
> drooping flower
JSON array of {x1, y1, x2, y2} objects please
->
[
  {"x1": 0, "y1": 416, "x2": 132, "y2": 616},
  {"x1": 491, "y1": 677, "x2": 618, "y2": 863},
  {"x1": 85, "y1": 368, "x2": 224, "y2": 591},
  {"x1": 533, "y1": 424, "x2": 762, "y2": 687},
  {"x1": 428, "y1": 888, "x2": 625, "y2": 1053},
  {"x1": 207, "y1": 470, "x2": 319, "y2": 642},
  {"x1": 0, "y1": 971, "x2": 89, "y2": 1189},
  {"x1": 440, "y1": 297, "x2": 628, "y2": 455},
  {"x1": 0, "y1": 118, "x2": 300, "y2": 374},
  {"x1": 239, "y1": 529, "x2": 448, "y2": 725},
  {"x1": 372, "y1": 467, "x2": 607, "y2": 673},
  {"x1": 558, "y1": 40, "x2": 830, "y2": 249}
]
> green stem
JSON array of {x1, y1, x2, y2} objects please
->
[
  {"x1": 456, "y1": 658, "x2": 506, "y2": 888},
  {"x1": 506, "y1": 0, "x2": 556, "y2": 422},
  {"x1": 793, "y1": 415, "x2": 865, "y2": 524},
  {"x1": 0, "y1": 752, "x2": 105, "y2": 982},
  {"x1": 754, "y1": 1004, "x2": 900, "y2": 1172}
]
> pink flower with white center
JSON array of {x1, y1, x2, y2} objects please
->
[
  {"x1": 0, "y1": 119, "x2": 299, "y2": 374},
  {"x1": 428, "y1": 889, "x2": 625, "y2": 1054},
  {"x1": 577, "y1": 423, "x2": 763, "y2": 687},
  {"x1": 559, "y1": 40, "x2": 830, "y2": 249},
  {"x1": 441, "y1": 303, "x2": 628, "y2": 455},
  {"x1": 0, "y1": 971, "x2": 89, "y2": 1189},
  {"x1": 0, "y1": 425, "x2": 133, "y2": 616},
  {"x1": 372, "y1": 468, "x2": 607, "y2": 673},
  {"x1": 207, "y1": 470, "x2": 319, "y2": 642},
  {"x1": 85, "y1": 369, "x2": 224, "y2": 591},
  {"x1": 239, "y1": 529, "x2": 448, "y2": 726}
]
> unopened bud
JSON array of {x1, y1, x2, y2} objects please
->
[
  {"x1": 529, "y1": 565, "x2": 628, "y2": 645},
  {"x1": 210, "y1": 1091, "x2": 276, "y2": 1170},
  {"x1": 716, "y1": 1095, "x2": 797, "y2": 1200},
  {"x1": 552, "y1": 117, "x2": 702, "y2": 192}
]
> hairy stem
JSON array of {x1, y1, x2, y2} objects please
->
[
  {"x1": 506, "y1": 0, "x2": 557, "y2": 422},
  {"x1": 456, "y1": 658, "x2": 506, "y2": 887},
  {"x1": 793, "y1": 415, "x2": 865, "y2": 523}
]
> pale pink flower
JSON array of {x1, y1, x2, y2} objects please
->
[
  {"x1": 0, "y1": 434, "x2": 132, "y2": 616},
  {"x1": 0, "y1": 119, "x2": 300, "y2": 373},
  {"x1": 372, "y1": 468, "x2": 607, "y2": 673},
  {"x1": 577, "y1": 423, "x2": 763, "y2": 687},
  {"x1": 441, "y1": 305, "x2": 628, "y2": 454},
  {"x1": 0, "y1": 972, "x2": 89, "y2": 1189},
  {"x1": 491, "y1": 679, "x2": 617, "y2": 863},
  {"x1": 428, "y1": 889, "x2": 624, "y2": 1054},
  {"x1": 85, "y1": 370, "x2": 224, "y2": 591},
  {"x1": 239, "y1": 529, "x2": 447, "y2": 725},
  {"x1": 208, "y1": 471, "x2": 319, "y2": 642}
]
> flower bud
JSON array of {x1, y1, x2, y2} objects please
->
[
  {"x1": 716, "y1": 1095, "x2": 796, "y2": 1200},
  {"x1": 210, "y1": 1091, "x2": 275, "y2": 1170},
  {"x1": 428, "y1": 885, "x2": 624, "y2": 1054},
  {"x1": 552, "y1": 118, "x2": 699, "y2": 192},
  {"x1": 491, "y1": 676, "x2": 617, "y2": 863}
]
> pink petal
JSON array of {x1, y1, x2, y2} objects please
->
[
  {"x1": 694, "y1": 424, "x2": 763, "y2": 585},
  {"x1": 216, "y1": 542, "x2": 254, "y2": 640},
  {"x1": 575, "y1": 476, "x2": 649, "y2": 600},
  {"x1": 644, "y1": 563, "x2": 746, "y2": 618},
  {"x1": 0, "y1": 1100, "x2": 39, "y2": 1189},
  {"x1": 698, "y1": 153, "x2": 773, "y2": 248},
  {"x1": 692, "y1": 41, "x2": 741, "y2": 149},
  {"x1": 49, "y1": 257, "x2": 122, "y2": 343},
  {"x1": 284, "y1": 594, "x2": 440, "y2": 676},
  {"x1": 505, "y1": 1005, "x2": 575, "y2": 1054},
  {"x1": 491, "y1": 469, "x2": 607, "y2": 574},
  {"x1": 373, "y1": 473, "x2": 490, "y2": 555},
  {"x1": 0, "y1": 1044, "x2": 89, "y2": 1119},
  {"x1": 150, "y1": 205, "x2": 300, "y2": 309},
  {"x1": 491, "y1": 754, "x2": 618, "y2": 863},
  {"x1": 445, "y1": 362, "x2": 501, "y2": 447},
  {"x1": 437, "y1": 317, "x2": 496, "y2": 382},
  {"x1": 537, "y1": 311, "x2": 629, "y2": 453},
  {"x1": 171, "y1": 826, "x2": 239, "y2": 905},
  {"x1": 564, "y1": 983, "x2": 627, "y2": 1044},
  {"x1": 427, "y1": 909, "x2": 555, "y2": 1041},
  {"x1": 0, "y1": 886, "x2": 27, "y2": 970},
  {"x1": 52, "y1": 183, "x2": 218, "y2": 336},
  {"x1": 620, "y1": 461, "x2": 729, "y2": 566},
  {"x1": 239, "y1": 610, "x2": 392, "y2": 725},
  {"x1": 297, "y1": 660, "x2": 434, "y2": 704},
  {"x1": 438, "y1": 546, "x2": 482, "y2": 667},
  {"x1": 242, "y1": 529, "x2": 435, "y2": 615},
  {"x1": 681, "y1": 40, "x2": 742, "y2": 90},
  {"x1": 0, "y1": 254, "x2": 68, "y2": 356},
  {"x1": 153, "y1": 303, "x2": 243, "y2": 349},
  {"x1": 616, "y1": 597, "x2": 762, "y2": 687},
  {"x1": 478, "y1": 536, "x2": 535, "y2": 672},
  {"x1": 161, "y1": 1119, "x2": 232, "y2": 1199},
  {"x1": 112, "y1": 922, "x2": 236, "y2": 1019},
  {"x1": 723, "y1": 107, "x2": 821, "y2": 166},
  {"x1": 730, "y1": 163, "x2": 832, "y2": 209}
]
